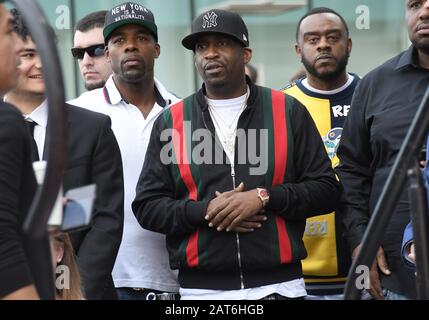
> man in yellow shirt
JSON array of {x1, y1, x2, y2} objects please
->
[{"x1": 283, "y1": 7, "x2": 359, "y2": 299}]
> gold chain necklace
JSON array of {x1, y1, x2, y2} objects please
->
[{"x1": 207, "y1": 90, "x2": 249, "y2": 156}]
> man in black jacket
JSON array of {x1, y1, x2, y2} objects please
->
[
  {"x1": 0, "y1": 2, "x2": 52, "y2": 299},
  {"x1": 132, "y1": 9, "x2": 339, "y2": 300},
  {"x1": 336, "y1": 0, "x2": 429, "y2": 300},
  {"x1": 4, "y1": 9, "x2": 124, "y2": 300}
]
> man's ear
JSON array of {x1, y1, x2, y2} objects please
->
[
  {"x1": 104, "y1": 46, "x2": 111, "y2": 63},
  {"x1": 243, "y1": 47, "x2": 252, "y2": 64},
  {"x1": 154, "y1": 43, "x2": 161, "y2": 59},
  {"x1": 56, "y1": 244, "x2": 64, "y2": 264},
  {"x1": 347, "y1": 38, "x2": 352, "y2": 55},
  {"x1": 295, "y1": 43, "x2": 302, "y2": 57}
]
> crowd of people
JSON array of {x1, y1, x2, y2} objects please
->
[{"x1": 0, "y1": 0, "x2": 428, "y2": 300}]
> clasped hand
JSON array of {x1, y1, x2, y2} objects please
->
[{"x1": 205, "y1": 182, "x2": 267, "y2": 233}]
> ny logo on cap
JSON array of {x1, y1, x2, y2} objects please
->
[{"x1": 202, "y1": 11, "x2": 218, "y2": 29}]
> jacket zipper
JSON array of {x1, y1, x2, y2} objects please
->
[
  {"x1": 231, "y1": 164, "x2": 245, "y2": 289},
  {"x1": 203, "y1": 108, "x2": 245, "y2": 289}
]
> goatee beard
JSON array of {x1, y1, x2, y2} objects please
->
[
  {"x1": 85, "y1": 81, "x2": 105, "y2": 91},
  {"x1": 413, "y1": 40, "x2": 429, "y2": 56},
  {"x1": 302, "y1": 52, "x2": 349, "y2": 81}
]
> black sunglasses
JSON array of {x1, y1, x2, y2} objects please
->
[{"x1": 71, "y1": 44, "x2": 105, "y2": 60}]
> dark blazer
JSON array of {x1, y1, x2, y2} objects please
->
[
  {"x1": 0, "y1": 102, "x2": 53, "y2": 299},
  {"x1": 58, "y1": 104, "x2": 124, "y2": 300}
]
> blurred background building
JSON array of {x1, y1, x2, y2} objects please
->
[{"x1": 35, "y1": 0, "x2": 407, "y2": 99}]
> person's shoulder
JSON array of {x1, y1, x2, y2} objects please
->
[
  {"x1": 257, "y1": 84, "x2": 297, "y2": 99},
  {"x1": 166, "y1": 89, "x2": 198, "y2": 109},
  {"x1": 253, "y1": 85, "x2": 304, "y2": 112},
  {"x1": 280, "y1": 80, "x2": 298, "y2": 93},
  {"x1": 162, "y1": 95, "x2": 186, "y2": 116},
  {"x1": 0, "y1": 102, "x2": 27, "y2": 141},
  {"x1": 156, "y1": 93, "x2": 194, "y2": 127},
  {"x1": 165, "y1": 90, "x2": 181, "y2": 105},
  {"x1": 0, "y1": 101, "x2": 27, "y2": 133},
  {"x1": 76, "y1": 88, "x2": 104, "y2": 99},
  {"x1": 66, "y1": 103, "x2": 110, "y2": 125},
  {"x1": 359, "y1": 50, "x2": 405, "y2": 83},
  {"x1": 67, "y1": 88, "x2": 104, "y2": 109},
  {"x1": 0, "y1": 101, "x2": 22, "y2": 119},
  {"x1": 154, "y1": 77, "x2": 182, "y2": 105}
]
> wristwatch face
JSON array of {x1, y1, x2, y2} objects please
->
[
  {"x1": 258, "y1": 188, "x2": 269, "y2": 203},
  {"x1": 259, "y1": 189, "x2": 269, "y2": 199}
]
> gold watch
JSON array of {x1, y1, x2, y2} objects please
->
[{"x1": 256, "y1": 188, "x2": 270, "y2": 207}]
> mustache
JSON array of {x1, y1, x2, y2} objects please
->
[
  {"x1": 204, "y1": 61, "x2": 225, "y2": 71},
  {"x1": 301, "y1": 51, "x2": 349, "y2": 80},
  {"x1": 417, "y1": 22, "x2": 429, "y2": 32},
  {"x1": 315, "y1": 54, "x2": 336, "y2": 61},
  {"x1": 121, "y1": 55, "x2": 144, "y2": 66}
]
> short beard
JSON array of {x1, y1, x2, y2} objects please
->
[
  {"x1": 412, "y1": 38, "x2": 429, "y2": 56},
  {"x1": 118, "y1": 59, "x2": 148, "y2": 84},
  {"x1": 85, "y1": 80, "x2": 105, "y2": 91},
  {"x1": 205, "y1": 77, "x2": 228, "y2": 89},
  {"x1": 121, "y1": 72, "x2": 145, "y2": 83},
  {"x1": 201, "y1": 69, "x2": 229, "y2": 91},
  {"x1": 302, "y1": 51, "x2": 349, "y2": 81}
]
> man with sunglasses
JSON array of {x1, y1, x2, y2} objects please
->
[
  {"x1": 71, "y1": 11, "x2": 112, "y2": 91},
  {"x1": 69, "y1": 3, "x2": 180, "y2": 300}
]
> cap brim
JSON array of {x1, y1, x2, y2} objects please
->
[
  {"x1": 104, "y1": 19, "x2": 157, "y2": 43},
  {"x1": 182, "y1": 31, "x2": 247, "y2": 50}
]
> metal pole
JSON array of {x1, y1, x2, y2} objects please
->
[
  {"x1": 9, "y1": 0, "x2": 66, "y2": 300},
  {"x1": 344, "y1": 84, "x2": 429, "y2": 300},
  {"x1": 408, "y1": 162, "x2": 429, "y2": 299},
  {"x1": 12, "y1": 0, "x2": 67, "y2": 238}
]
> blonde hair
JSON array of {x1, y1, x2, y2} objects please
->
[{"x1": 52, "y1": 233, "x2": 84, "y2": 300}]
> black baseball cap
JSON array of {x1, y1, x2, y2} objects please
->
[
  {"x1": 103, "y1": 2, "x2": 158, "y2": 44},
  {"x1": 182, "y1": 9, "x2": 249, "y2": 50}
]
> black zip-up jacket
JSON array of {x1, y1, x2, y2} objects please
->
[{"x1": 132, "y1": 80, "x2": 340, "y2": 290}]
